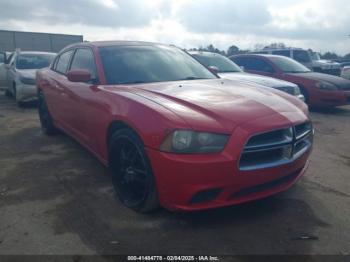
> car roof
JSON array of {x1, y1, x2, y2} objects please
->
[
  {"x1": 188, "y1": 51, "x2": 223, "y2": 57},
  {"x1": 17, "y1": 51, "x2": 56, "y2": 55},
  {"x1": 69, "y1": 40, "x2": 170, "y2": 49},
  {"x1": 231, "y1": 54, "x2": 279, "y2": 59}
]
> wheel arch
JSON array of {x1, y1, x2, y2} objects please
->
[{"x1": 106, "y1": 120, "x2": 144, "y2": 154}]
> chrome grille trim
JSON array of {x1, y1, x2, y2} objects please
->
[{"x1": 239, "y1": 122, "x2": 313, "y2": 171}]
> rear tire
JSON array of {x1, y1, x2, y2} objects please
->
[
  {"x1": 109, "y1": 128, "x2": 159, "y2": 213},
  {"x1": 38, "y1": 91, "x2": 57, "y2": 135}
]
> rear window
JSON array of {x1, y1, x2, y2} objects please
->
[{"x1": 16, "y1": 54, "x2": 55, "y2": 70}]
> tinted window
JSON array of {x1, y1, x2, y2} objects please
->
[
  {"x1": 56, "y1": 50, "x2": 74, "y2": 74},
  {"x1": 0, "y1": 53, "x2": 4, "y2": 63},
  {"x1": 16, "y1": 53, "x2": 55, "y2": 70},
  {"x1": 234, "y1": 57, "x2": 274, "y2": 73},
  {"x1": 70, "y1": 48, "x2": 97, "y2": 79},
  {"x1": 6, "y1": 53, "x2": 13, "y2": 64},
  {"x1": 293, "y1": 50, "x2": 311, "y2": 63},
  {"x1": 272, "y1": 50, "x2": 290, "y2": 57},
  {"x1": 192, "y1": 53, "x2": 242, "y2": 73},
  {"x1": 269, "y1": 56, "x2": 311, "y2": 73},
  {"x1": 99, "y1": 45, "x2": 216, "y2": 85}
]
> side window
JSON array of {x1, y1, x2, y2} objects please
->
[
  {"x1": 272, "y1": 50, "x2": 290, "y2": 57},
  {"x1": 240, "y1": 58, "x2": 274, "y2": 73},
  {"x1": 6, "y1": 53, "x2": 14, "y2": 64},
  {"x1": 55, "y1": 50, "x2": 74, "y2": 74},
  {"x1": 0, "y1": 53, "x2": 5, "y2": 64},
  {"x1": 9, "y1": 54, "x2": 16, "y2": 66},
  {"x1": 293, "y1": 50, "x2": 311, "y2": 63},
  {"x1": 232, "y1": 57, "x2": 247, "y2": 67},
  {"x1": 70, "y1": 48, "x2": 97, "y2": 79}
]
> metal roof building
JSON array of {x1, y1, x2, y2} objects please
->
[{"x1": 0, "y1": 30, "x2": 83, "y2": 53}]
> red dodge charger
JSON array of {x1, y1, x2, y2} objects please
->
[
  {"x1": 231, "y1": 54, "x2": 350, "y2": 107},
  {"x1": 36, "y1": 41, "x2": 313, "y2": 212}
]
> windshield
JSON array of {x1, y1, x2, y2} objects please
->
[
  {"x1": 16, "y1": 54, "x2": 55, "y2": 69},
  {"x1": 269, "y1": 56, "x2": 311, "y2": 73},
  {"x1": 192, "y1": 53, "x2": 242, "y2": 73},
  {"x1": 310, "y1": 52, "x2": 321, "y2": 61},
  {"x1": 99, "y1": 45, "x2": 216, "y2": 85},
  {"x1": 293, "y1": 50, "x2": 312, "y2": 63}
]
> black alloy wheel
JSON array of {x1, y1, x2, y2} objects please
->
[{"x1": 109, "y1": 129, "x2": 159, "y2": 213}]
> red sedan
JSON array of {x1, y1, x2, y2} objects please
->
[
  {"x1": 231, "y1": 54, "x2": 350, "y2": 107},
  {"x1": 37, "y1": 41, "x2": 313, "y2": 212}
]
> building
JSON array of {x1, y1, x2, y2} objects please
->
[{"x1": 0, "y1": 29, "x2": 83, "y2": 53}]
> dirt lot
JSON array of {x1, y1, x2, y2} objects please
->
[{"x1": 0, "y1": 91, "x2": 349, "y2": 256}]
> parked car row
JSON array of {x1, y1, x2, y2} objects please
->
[
  {"x1": 231, "y1": 54, "x2": 350, "y2": 107},
  {"x1": 2, "y1": 40, "x2": 349, "y2": 213},
  {"x1": 0, "y1": 50, "x2": 56, "y2": 106}
]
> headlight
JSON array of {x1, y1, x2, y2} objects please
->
[
  {"x1": 160, "y1": 130, "x2": 229, "y2": 154},
  {"x1": 316, "y1": 81, "x2": 338, "y2": 90},
  {"x1": 20, "y1": 76, "x2": 36, "y2": 85}
]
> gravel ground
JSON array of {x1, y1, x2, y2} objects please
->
[{"x1": 0, "y1": 92, "x2": 349, "y2": 256}]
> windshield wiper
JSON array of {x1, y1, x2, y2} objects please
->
[
  {"x1": 118, "y1": 80, "x2": 146, "y2": 84},
  {"x1": 285, "y1": 71, "x2": 311, "y2": 73},
  {"x1": 178, "y1": 77, "x2": 210, "y2": 81}
]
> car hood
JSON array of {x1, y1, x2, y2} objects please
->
[
  {"x1": 115, "y1": 79, "x2": 308, "y2": 133},
  {"x1": 314, "y1": 59, "x2": 340, "y2": 65},
  {"x1": 17, "y1": 69, "x2": 37, "y2": 79},
  {"x1": 218, "y1": 72, "x2": 296, "y2": 88},
  {"x1": 291, "y1": 72, "x2": 350, "y2": 90}
]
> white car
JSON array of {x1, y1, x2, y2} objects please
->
[
  {"x1": 341, "y1": 66, "x2": 350, "y2": 80},
  {"x1": 190, "y1": 51, "x2": 305, "y2": 101},
  {"x1": 1, "y1": 51, "x2": 56, "y2": 106}
]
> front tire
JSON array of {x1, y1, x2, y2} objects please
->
[
  {"x1": 38, "y1": 91, "x2": 57, "y2": 135},
  {"x1": 109, "y1": 128, "x2": 159, "y2": 213}
]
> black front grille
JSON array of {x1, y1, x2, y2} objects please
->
[{"x1": 239, "y1": 122, "x2": 313, "y2": 171}]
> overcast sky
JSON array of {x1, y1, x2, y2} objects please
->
[{"x1": 0, "y1": 0, "x2": 349, "y2": 55}]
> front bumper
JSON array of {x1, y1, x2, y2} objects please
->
[
  {"x1": 16, "y1": 83, "x2": 38, "y2": 102},
  {"x1": 146, "y1": 113, "x2": 312, "y2": 212},
  {"x1": 310, "y1": 89, "x2": 350, "y2": 107}
]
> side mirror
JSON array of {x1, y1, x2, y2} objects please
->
[
  {"x1": 67, "y1": 69, "x2": 91, "y2": 83},
  {"x1": 208, "y1": 66, "x2": 219, "y2": 74}
]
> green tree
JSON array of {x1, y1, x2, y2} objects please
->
[
  {"x1": 321, "y1": 52, "x2": 339, "y2": 60},
  {"x1": 227, "y1": 45, "x2": 239, "y2": 56},
  {"x1": 343, "y1": 53, "x2": 350, "y2": 59}
]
